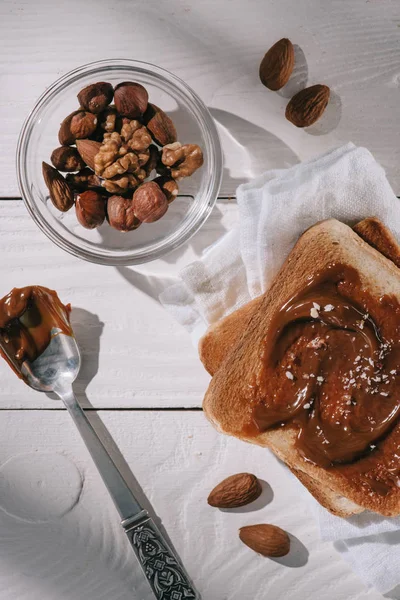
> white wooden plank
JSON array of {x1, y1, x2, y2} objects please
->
[
  {"x1": 1, "y1": 0, "x2": 400, "y2": 196},
  {"x1": 0, "y1": 199, "x2": 238, "y2": 409},
  {"x1": 0, "y1": 409, "x2": 385, "y2": 600}
]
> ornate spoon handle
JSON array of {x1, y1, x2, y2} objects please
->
[{"x1": 123, "y1": 512, "x2": 200, "y2": 599}]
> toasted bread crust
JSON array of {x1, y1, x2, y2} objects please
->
[
  {"x1": 354, "y1": 217, "x2": 400, "y2": 269},
  {"x1": 202, "y1": 219, "x2": 400, "y2": 516}
]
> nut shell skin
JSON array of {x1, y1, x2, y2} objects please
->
[
  {"x1": 259, "y1": 38, "x2": 294, "y2": 91},
  {"x1": 153, "y1": 175, "x2": 179, "y2": 204},
  {"x1": 77, "y1": 82, "x2": 114, "y2": 114},
  {"x1": 132, "y1": 181, "x2": 168, "y2": 223},
  {"x1": 285, "y1": 84, "x2": 330, "y2": 127},
  {"x1": 107, "y1": 195, "x2": 141, "y2": 232},
  {"x1": 76, "y1": 139, "x2": 102, "y2": 171},
  {"x1": 143, "y1": 103, "x2": 177, "y2": 146},
  {"x1": 239, "y1": 524, "x2": 290, "y2": 557},
  {"x1": 114, "y1": 82, "x2": 149, "y2": 119},
  {"x1": 51, "y1": 146, "x2": 86, "y2": 172},
  {"x1": 42, "y1": 162, "x2": 74, "y2": 212},
  {"x1": 75, "y1": 190, "x2": 106, "y2": 229},
  {"x1": 207, "y1": 473, "x2": 262, "y2": 508},
  {"x1": 58, "y1": 110, "x2": 98, "y2": 146}
]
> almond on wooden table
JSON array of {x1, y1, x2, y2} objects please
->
[
  {"x1": 285, "y1": 84, "x2": 330, "y2": 127},
  {"x1": 239, "y1": 524, "x2": 290, "y2": 557},
  {"x1": 259, "y1": 38, "x2": 295, "y2": 91},
  {"x1": 207, "y1": 473, "x2": 262, "y2": 508}
]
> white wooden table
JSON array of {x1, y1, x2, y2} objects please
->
[{"x1": 1, "y1": 1, "x2": 400, "y2": 598}]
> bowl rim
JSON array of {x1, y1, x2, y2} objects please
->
[{"x1": 16, "y1": 58, "x2": 222, "y2": 265}]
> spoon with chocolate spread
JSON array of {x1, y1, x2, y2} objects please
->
[{"x1": 0, "y1": 286, "x2": 199, "y2": 600}]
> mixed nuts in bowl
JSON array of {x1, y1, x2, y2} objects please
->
[{"x1": 17, "y1": 59, "x2": 222, "y2": 265}]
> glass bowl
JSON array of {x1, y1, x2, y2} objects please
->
[{"x1": 17, "y1": 59, "x2": 222, "y2": 265}]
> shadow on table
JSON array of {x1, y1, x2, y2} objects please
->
[
  {"x1": 276, "y1": 44, "x2": 308, "y2": 99},
  {"x1": 271, "y1": 533, "x2": 309, "y2": 568},
  {"x1": 386, "y1": 584, "x2": 400, "y2": 599}
]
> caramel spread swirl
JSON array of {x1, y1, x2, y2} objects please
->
[
  {"x1": 0, "y1": 286, "x2": 72, "y2": 377},
  {"x1": 253, "y1": 264, "x2": 400, "y2": 492}
]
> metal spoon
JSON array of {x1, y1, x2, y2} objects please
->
[{"x1": 18, "y1": 328, "x2": 200, "y2": 600}]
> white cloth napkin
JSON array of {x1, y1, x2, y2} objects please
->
[{"x1": 159, "y1": 143, "x2": 400, "y2": 593}]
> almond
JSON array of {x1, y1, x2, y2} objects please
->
[
  {"x1": 239, "y1": 524, "x2": 290, "y2": 557},
  {"x1": 259, "y1": 38, "x2": 294, "y2": 91},
  {"x1": 285, "y1": 84, "x2": 330, "y2": 127},
  {"x1": 143, "y1": 103, "x2": 177, "y2": 146},
  {"x1": 76, "y1": 139, "x2": 102, "y2": 171},
  {"x1": 42, "y1": 162, "x2": 74, "y2": 212},
  {"x1": 207, "y1": 473, "x2": 262, "y2": 508}
]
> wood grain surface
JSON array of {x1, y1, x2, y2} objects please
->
[
  {"x1": 1, "y1": 1, "x2": 400, "y2": 598},
  {"x1": 1, "y1": 0, "x2": 400, "y2": 197},
  {"x1": 0, "y1": 410, "x2": 386, "y2": 600}
]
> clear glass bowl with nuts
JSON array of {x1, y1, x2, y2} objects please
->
[{"x1": 17, "y1": 59, "x2": 222, "y2": 265}]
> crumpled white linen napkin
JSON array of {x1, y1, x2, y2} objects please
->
[{"x1": 159, "y1": 143, "x2": 400, "y2": 593}]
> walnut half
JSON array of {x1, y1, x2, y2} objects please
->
[{"x1": 161, "y1": 142, "x2": 204, "y2": 180}]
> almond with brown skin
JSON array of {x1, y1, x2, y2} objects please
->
[
  {"x1": 239, "y1": 524, "x2": 290, "y2": 557},
  {"x1": 75, "y1": 190, "x2": 106, "y2": 229},
  {"x1": 42, "y1": 162, "x2": 74, "y2": 212},
  {"x1": 259, "y1": 38, "x2": 295, "y2": 91},
  {"x1": 207, "y1": 473, "x2": 262, "y2": 508},
  {"x1": 76, "y1": 139, "x2": 102, "y2": 171},
  {"x1": 58, "y1": 110, "x2": 98, "y2": 145},
  {"x1": 77, "y1": 82, "x2": 114, "y2": 114},
  {"x1": 114, "y1": 82, "x2": 149, "y2": 118},
  {"x1": 143, "y1": 103, "x2": 177, "y2": 146},
  {"x1": 285, "y1": 84, "x2": 330, "y2": 127},
  {"x1": 51, "y1": 146, "x2": 86, "y2": 172}
]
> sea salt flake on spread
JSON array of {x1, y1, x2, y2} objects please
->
[
  {"x1": 324, "y1": 304, "x2": 334, "y2": 312},
  {"x1": 286, "y1": 371, "x2": 294, "y2": 380},
  {"x1": 310, "y1": 307, "x2": 319, "y2": 318}
]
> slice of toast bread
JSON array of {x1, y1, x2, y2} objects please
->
[
  {"x1": 202, "y1": 219, "x2": 400, "y2": 517},
  {"x1": 200, "y1": 218, "x2": 400, "y2": 378}
]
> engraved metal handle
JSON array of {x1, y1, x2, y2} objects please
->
[{"x1": 123, "y1": 513, "x2": 200, "y2": 599}]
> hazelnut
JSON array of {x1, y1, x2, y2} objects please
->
[
  {"x1": 114, "y1": 82, "x2": 148, "y2": 118},
  {"x1": 77, "y1": 82, "x2": 114, "y2": 114},
  {"x1": 75, "y1": 190, "x2": 106, "y2": 229},
  {"x1": 153, "y1": 176, "x2": 179, "y2": 204},
  {"x1": 132, "y1": 181, "x2": 168, "y2": 223},
  {"x1": 58, "y1": 110, "x2": 98, "y2": 145},
  {"x1": 143, "y1": 103, "x2": 177, "y2": 146},
  {"x1": 51, "y1": 146, "x2": 86, "y2": 172},
  {"x1": 107, "y1": 195, "x2": 141, "y2": 231}
]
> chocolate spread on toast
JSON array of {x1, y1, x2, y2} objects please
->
[{"x1": 252, "y1": 264, "x2": 400, "y2": 495}]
